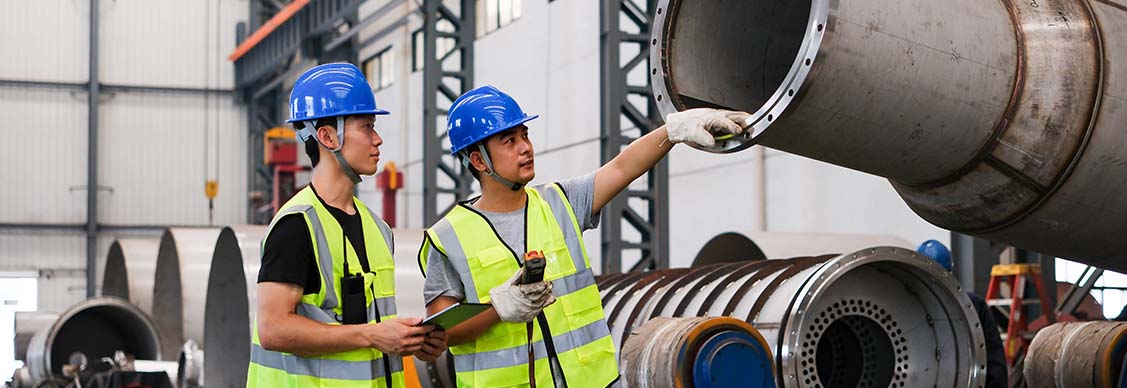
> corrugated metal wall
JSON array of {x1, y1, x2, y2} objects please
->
[
  {"x1": 0, "y1": 86, "x2": 89, "y2": 225},
  {"x1": 0, "y1": 0, "x2": 248, "y2": 310},
  {"x1": 0, "y1": 1, "x2": 88, "y2": 82},
  {"x1": 99, "y1": 91, "x2": 246, "y2": 226}
]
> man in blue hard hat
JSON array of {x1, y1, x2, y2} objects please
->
[
  {"x1": 248, "y1": 63, "x2": 446, "y2": 388},
  {"x1": 417, "y1": 85, "x2": 750, "y2": 387},
  {"x1": 917, "y1": 239, "x2": 1006, "y2": 388}
]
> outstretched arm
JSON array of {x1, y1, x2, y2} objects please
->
[{"x1": 592, "y1": 109, "x2": 750, "y2": 214}]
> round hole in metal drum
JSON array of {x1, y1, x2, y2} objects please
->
[
  {"x1": 815, "y1": 315, "x2": 895, "y2": 388},
  {"x1": 659, "y1": 0, "x2": 811, "y2": 113}
]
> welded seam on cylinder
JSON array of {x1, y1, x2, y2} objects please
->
[
  {"x1": 620, "y1": 269, "x2": 691, "y2": 345},
  {"x1": 600, "y1": 271, "x2": 648, "y2": 307},
  {"x1": 1093, "y1": 0, "x2": 1127, "y2": 12},
  {"x1": 970, "y1": 0, "x2": 1105, "y2": 235},
  {"x1": 895, "y1": 0, "x2": 1028, "y2": 191},
  {"x1": 695, "y1": 260, "x2": 776, "y2": 316},
  {"x1": 746, "y1": 256, "x2": 830, "y2": 323},
  {"x1": 721, "y1": 260, "x2": 793, "y2": 317},
  {"x1": 671, "y1": 262, "x2": 746, "y2": 316},
  {"x1": 607, "y1": 270, "x2": 671, "y2": 342}
]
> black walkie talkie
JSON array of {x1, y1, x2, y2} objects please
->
[
  {"x1": 521, "y1": 250, "x2": 546, "y2": 388},
  {"x1": 340, "y1": 235, "x2": 367, "y2": 325},
  {"x1": 522, "y1": 251, "x2": 546, "y2": 284}
]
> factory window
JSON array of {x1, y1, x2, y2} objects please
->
[
  {"x1": 412, "y1": 29, "x2": 424, "y2": 72},
  {"x1": 363, "y1": 47, "x2": 395, "y2": 91},
  {"x1": 411, "y1": 21, "x2": 456, "y2": 72},
  {"x1": 476, "y1": 0, "x2": 524, "y2": 37}
]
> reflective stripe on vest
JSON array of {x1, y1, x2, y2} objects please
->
[
  {"x1": 248, "y1": 186, "x2": 403, "y2": 388},
  {"x1": 250, "y1": 343, "x2": 405, "y2": 380},
  {"x1": 420, "y1": 183, "x2": 620, "y2": 387}
]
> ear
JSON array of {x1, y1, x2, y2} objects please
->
[
  {"x1": 468, "y1": 148, "x2": 490, "y2": 174},
  {"x1": 316, "y1": 124, "x2": 340, "y2": 149}
]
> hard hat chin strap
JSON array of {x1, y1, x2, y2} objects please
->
[
  {"x1": 301, "y1": 117, "x2": 363, "y2": 185},
  {"x1": 463, "y1": 144, "x2": 523, "y2": 191}
]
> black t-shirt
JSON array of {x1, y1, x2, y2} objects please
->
[{"x1": 257, "y1": 185, "x2": 369, "y2": 295}]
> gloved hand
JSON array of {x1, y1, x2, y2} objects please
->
[
  {"x1": 665, "y1": 108, "x2": 752, "y2": 147},
  {"x1": 489, "y1": 268, "x2": 556, "y2": 323}
]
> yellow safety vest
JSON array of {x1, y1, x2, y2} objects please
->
[
  {"x1": 247, "y1": 186, "x2": 405, "y2": 388},
  {"x1": 419, "y1": 184, "x2": 620, "y2": 388}
]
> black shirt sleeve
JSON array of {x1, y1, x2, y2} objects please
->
[{"x1": 257, "y1": 214, "x2": 322, "y2": 295}]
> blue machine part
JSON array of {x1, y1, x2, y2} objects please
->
[{"x1": 692, "y1": 331, "x2": 776, "y2": 388}]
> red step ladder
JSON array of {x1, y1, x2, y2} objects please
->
[{"x1": 984, "y1": 263, "x2": 1056, "y2": 364}]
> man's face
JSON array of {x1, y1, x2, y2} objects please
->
[
  {"x1": 340, "y1": 115, "x2": 382, "y2": 175},
  {"x1": 481, "y1": 125, "x2": 535, "y2": 184}
]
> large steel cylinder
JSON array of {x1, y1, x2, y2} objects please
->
[
  {"x1": 1025, "y1": 321, "x2": 1127, "y2": 388},
  {"x1": 600, "y1": 247, "x2": 985, "y2": 388},
  {"x1": 693, "y1": 231, "x2": 911, "y2": 266},
  {"x1": 151, "y1": 227, "x2": 223, "y2": 360},
  {"x1": 24, "y1": 297, "x2": 162, "y2": 383},
  {"x1": 202, "y1": 225, "x2": 266, "y2": 388},
  {"x1": 621, "y1": 316, "x2": 775, "y2": 388},
  {"x1": 14, "y1": 312, "x2": 59, "y2": 362},
  {"x1": 650, "y1": 0, "x2": 1127, "y2": 271},
  {"x1": 101, "y1": 236, "x2": 162, "y2": 314}
]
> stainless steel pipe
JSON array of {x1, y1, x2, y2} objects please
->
[
  {"x1": 151, "y1": 227, "x2": 223, "y2": 360},
  {"x1": 101, "y1": 237, "x2": 161, "y2": 314},
  {"x1": 24, "y1": 297, "x2": 162, "y2": 383},
  {"x1": 202, "y1": 225, "x2": 266, "y2": 388},
  {"x1": 600, "y1": 247, "x2": 985, "y2": 388},
  {"x1": 651, "y1": 0, "x2": 1127, "y2": 272}
]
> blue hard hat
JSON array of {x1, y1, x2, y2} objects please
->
[
  {"x1": 286, "y1": 62, "x2": 389, "y2": 123},
  {"x1": 447, "y1": 85, "x2": 539, "y2": 155},
  {"x1": 917, "y1": 239, "x2": 953, "y2": 271}
]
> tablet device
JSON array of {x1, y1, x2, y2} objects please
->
[{"x1": 421, "y1": 302, "x2": 492, "y2": 330}]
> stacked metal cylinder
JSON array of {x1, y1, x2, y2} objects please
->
[
  {"x1": 1025, "y1": 321, "x2": 1127, "y2": 388},
  {"x1": 601, "y1": 247, "x2": 986, "y2": 388}
]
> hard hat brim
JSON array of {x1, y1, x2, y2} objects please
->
[
  {"x1": 285, "y1": 109, "x2": 391, "y2": 123},
  {"x1": 449, "y1": 114, "x2": 540, "y2": 155}
]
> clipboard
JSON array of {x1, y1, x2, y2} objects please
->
[{"x1": 421, "y1": 302, "x2": 492, "y2": 330}]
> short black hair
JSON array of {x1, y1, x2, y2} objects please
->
[{"x1": 297, "y1": 117, "x2": 338, "y2": 168}]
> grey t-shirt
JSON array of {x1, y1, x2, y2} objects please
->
[{"x1": 422, "y1": 172, "x2": 600, "y2": 304}]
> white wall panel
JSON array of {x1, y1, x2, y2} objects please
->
[
  {"x1": 668, "y1": 147, "x2": 766, "y2": 267},
  {"x1": 764, "y1": 150, "x2": 949, "y2": 248},
  {"x1": 0, "y1": 87, "x2": 89, "y2": 224},
  {"x1": 98, "y1": 92, "x2": 246, "y2": 226},
  {"x1": 0, "y1": 229, "x2": 93, "y2": 312},
  {"x1": 0, "y1": 1, "x2": 88, "y2": 82},
  {"x1": 100, "y1": 0, "x2": 244, "y2": 88}
]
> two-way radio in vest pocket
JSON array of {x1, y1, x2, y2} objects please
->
[{"x1": 340, "y1": 234, "x2": 367, "y2": 325}]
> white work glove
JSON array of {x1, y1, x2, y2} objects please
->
[
  {"x1": 665, "y1": 108, "x2": 752, "y2": 147},
  {"x1": 489, "y1": 269, "x2": 556, "y2": 323}
]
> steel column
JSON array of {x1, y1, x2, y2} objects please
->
[
  {"x1": 86, "y1": 0, "x2": 100, "y2": 298},
  {"x1": 950, "y1": 232, "x2": 1005, "y2": 296},
  {"x1": 422, "y1": 0, "x2": 475, "y2": 224},
  {"x1": 599, "y1": 0, "x2": 668, "y2": 273}
]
